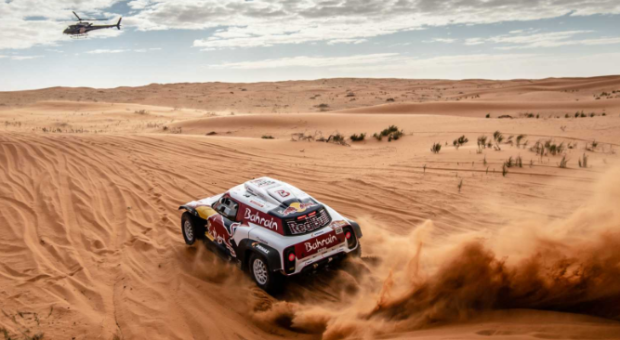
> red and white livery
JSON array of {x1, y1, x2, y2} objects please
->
[{"x1": 179, "y1": 177, "x2": 363, "y2": 292}]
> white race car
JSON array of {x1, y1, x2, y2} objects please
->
[{"x1": 179, "y1": 177, "x2": 363, "y2": 292}]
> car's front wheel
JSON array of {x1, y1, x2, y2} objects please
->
[
  {"x1": 181, "y1": 212, "x2": 202, "y2": 245},
  {"x1": 249, "y1": 253, "x2": 282, "y2": 293}
]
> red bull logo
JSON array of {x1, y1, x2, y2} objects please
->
[{"x1": 282, "y1": 202, "x2": 316, "y2": 215}]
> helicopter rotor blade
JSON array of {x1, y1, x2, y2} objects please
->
[{"x1": 73, "y1": 11, "x2": 82, "y2": 21}]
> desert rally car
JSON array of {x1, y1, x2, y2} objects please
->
[{"x1": 179, "y1": 177, "x2": 363, "y2": 292}]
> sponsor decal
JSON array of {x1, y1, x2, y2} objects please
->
[
  {"x1": 249, "y1": 200, "x2": 264, "y2": 208},
  {"x1": 244, "y1": 208, "x2": 279, "y2": 231},
  {"x1": 251, "y1": 178, "x2": 277, "y2": 187},
  {"x1": 304, "y1": 235, "x2": 339, "y2": 253},
  {"x1": 287, "y1": 208, "x2": 330, "y2": 235},
  {"x1": 255, "y1": 244, "x2": 270, "y2": 254},
  {"x1": 330, "y1": 220, "x2": 347, "y2": 234},
  {"x1": 295, "y1": 231, "x2": 344, "y2": 259},
  {"x1": 276, "y1": 190, "x2": 290, "y2": 198},
  {"x1": 206, "y1": 214, "x2": 237, "y2": 257},
  {"x1": 281, "y1": 202, "x2": 317, "y2": 216}
]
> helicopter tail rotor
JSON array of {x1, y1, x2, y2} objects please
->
[{"x1": 117, "y1": 17, "x2": 122, "y2": 30}]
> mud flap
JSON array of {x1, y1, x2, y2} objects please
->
[
  {"x1": 348, "y1": 220, "x2": 363, "y2": 239},
  {"x1": 237, "y1": 239, "x2": 282, "y2": 272}
]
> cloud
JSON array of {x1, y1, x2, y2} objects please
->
[
  {"x1": 424, "y1": 38, "x2": 457, "y2": 43},
  {"x1": 86, "y1": 49, "x2": 126, "y2": 54},
  {"x1": 342, "y1": 52, "x2": 620, "y2": 80},
  {"x1": 134, "y1": 47, "x2": 162, "y2": 52},
  {"x1": 126, "y1": 0, "x2": 620, "y2": 50},
  {"x1": 3, "y1": 0, "x2": 620, "y2": 51},
  {"x1": 465, "y1": 30, "x2": 620, "y2": 49},
  {"x1": 85, "y1": 48, "x2": 162, "y2": 54},
  {"x1": 207, "y1": 53, "x2": 400, "y2": 69},
  {"x1": 0, "y1": 55, "x2": 44, "y2": 60}
]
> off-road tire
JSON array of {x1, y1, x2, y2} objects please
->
[
  {"x1": 181, "y1": 212, "x2": 204, "y2": 245},
  {"x1": 249, "y1": 253, "x2": 283, "y2": 293}
]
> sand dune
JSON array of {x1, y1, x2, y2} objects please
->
[{"x1": 1, "y1": 77, "x2": 620, "y2": 339}]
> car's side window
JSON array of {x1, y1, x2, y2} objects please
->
[{"x1": 215, "y1": 196, "x2": 239, "y2": 221}]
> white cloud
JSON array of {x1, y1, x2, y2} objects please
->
[
  {"x1": 134, "y1": 47, "x2": 162, "y2": 52},
  {"x1": 86, "y1": 49, "x2": 126, "y2": 54},
  {"x1": 424, "y1": 38, "x2": 457, "y2": 43},
  {"x1": 328, "y1": 52, "x2": 620, "y2": 80},
  {"x1": 0, "y1": 55, "x2": 44, "y2": 60},
  {"x1": 207, "y1": 53, "x2": 400, "y2": 70},
  {"x1": 2, "y1": 0, "x2": 620, "y2": 52},
  {"x1": 126, "y1": 0, "x2": 620, "y2": 50},
  {"x1": 465, "y1": 30, "x2": 620, "y2": 50},
  {"x1": 465, "y1": 38, "x2": 486, "y2": 46}
]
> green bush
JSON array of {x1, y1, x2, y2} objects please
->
[{"x1": 350, "y1": 133, "x2": 366, "y2": 142}]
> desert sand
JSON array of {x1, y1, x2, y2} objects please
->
[{"x1": 1, "y1": 76, "x2": 620, "y2": 339}]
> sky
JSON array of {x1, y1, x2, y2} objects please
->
[{"x1": 1, "y1": 0, "x2": 620, "y2": 91}]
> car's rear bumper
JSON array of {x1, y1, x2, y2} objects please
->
[{"x1": 282, "y1": 242, "x2": 358, "y2": 276}]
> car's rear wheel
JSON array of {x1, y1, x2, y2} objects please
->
[
  {"x1": 181, "y1": 212, "x2": 203, "y2": 245},
  {"x1": 249, "y1": 253, "x2": 282, "y2": 293}
]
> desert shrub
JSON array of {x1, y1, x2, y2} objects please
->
[
  {"x1": 388, "y1": 130, "x2": 403, "y2": 142},
  {"x1": 346, "y1": 92, "x2": 355, "y2": 97},
  {"x1": 206, "y1": 131, "x2": 217, "y2": 135},
  {"x1": 558, "y1": 156, "x2": 569, "y2": 168},
  {"x1": 453, "y1": 135, "x2": 469, "y2": 149},
  {"x1": 315, "y1": 103, "x2": 330, "y2": 111},
  {"x1": 326, "y1": 133, "x2": 348, "y2": 146},
  {"x1": 381, "y1": 125, "x2": 399, "y2": 136},
  {"x1": 291, "y1": 132, "x2": 316, "y2": 142},
  {"x1": 262, "y1": 135, "x2": 275, "y2": 139},
  {"x1": 515, "y1": 156, "x2": 523, "y2": 168},
  {"x1": 505, "y1": 157, "x2": 514, "y2": 168},
  {"x1": 502, "y1": 164, "x2": 508, "y2": 177},
  {"x1": 162, "y1": 126, "x2": 169, "y2": 131},
  {"x1": 486, "y1": 113, "x2": 491, "y2": 118},
  {"x1": 134, "y1": 109, "x2": 148, "y2": 115},
  {"x1": 431, "y1": 143, "x2": 442, "y2": 154},
  {"x1": 386, "y1": 98, "x2": 395, "y2": 102},
  {"x1": 578, "y1": 153, "x2": 588, "y2": 168},
  {"x1": 477, "y1": 136, "x2": 488, "y2": 149},
  {"x1": 602, "y1": 113, "x2": 607, "y2": 116},
  {"x1": 350, "y1": 133, "x2": 366, "y2": 141},
  {"x1": 375, "y1": 125, "x2": 404, "y2": 142},
  {"x1": 516, "y1": 134, "x2": 526, "y2": 147},
  {"x1": 493, "y1": 131, "x2": 504, "y2": 150},
  {"x1": 565, "y1": 113, "x2": 569, "y2": 118}
]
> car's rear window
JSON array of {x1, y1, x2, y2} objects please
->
[{"x1": 284, "y1": 208, "x2": 331, "y2": 235}]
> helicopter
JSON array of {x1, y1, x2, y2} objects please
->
[{"x1": 63, "y1": 11, "x2": 122, "y2": 38}]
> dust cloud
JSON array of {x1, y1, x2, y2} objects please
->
[{"x1": 250, "y1": 167, "x2": 620, "y2": 339}]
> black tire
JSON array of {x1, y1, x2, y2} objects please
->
[
  {"x1": 249, "y1": 253, "x2": 283, "y2": 293},
  {"x1": 181, "y1": 212, "x2": 204, "y2": 245}
]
